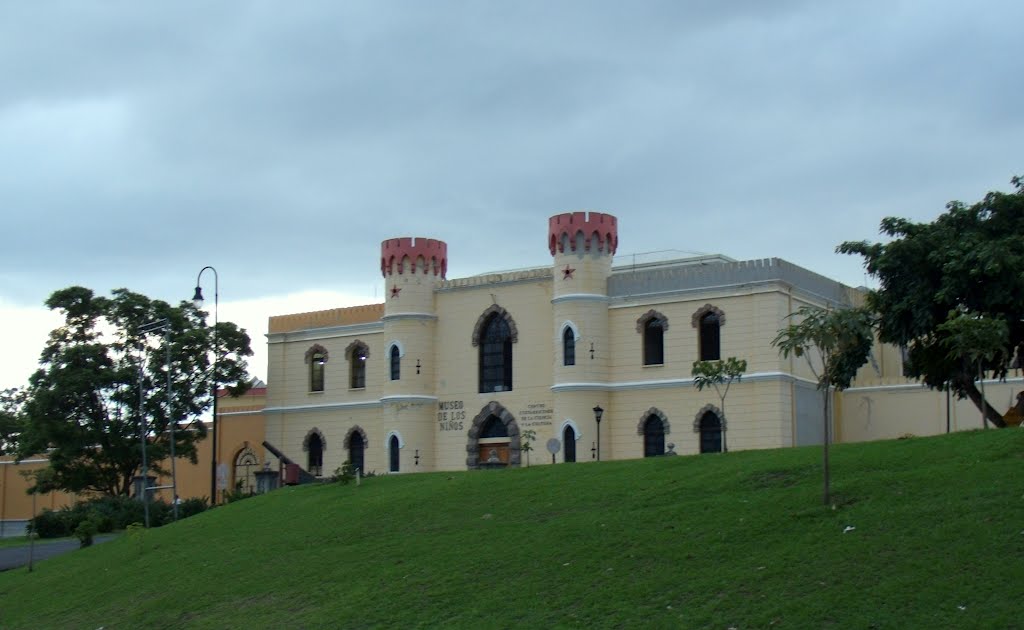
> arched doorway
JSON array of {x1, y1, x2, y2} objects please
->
[
  {"x1": 350, "y1": 432, "x2": 365, "y2": 473},
  {"x1": 699, "y1": 411, "x2": 723, "y2": 453},
  {"x1": 233, "y1": 446, "x2": 259, "y2": 494},
  {"x1": 563, "y1": 425, "x2": 576, "y2": 462},
  {"x1": 643, "y1": 415, "x2": 665, "y2": 457},
  {"x1": 466, "y1": 402, "x2": 521, "y2": 469}
]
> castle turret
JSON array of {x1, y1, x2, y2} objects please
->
[
  {"x1": 380, "y1": 237, "x2": 447, "y2": 471},
  {"x1": 549, "y1": 212, "x2": 617, "y2": 462}
]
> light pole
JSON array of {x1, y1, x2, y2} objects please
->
[
  {"x1": 140, "y1": 317, "x2": 177, "y2": 521},
  {"x1": 593, "y1": 405, "x2": 603, "y2": 461},
  {"x1": 193, "y1": 266, "x2": 219, "y2": 505}
]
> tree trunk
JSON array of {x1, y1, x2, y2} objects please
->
[{"x1": 962, "y1": 378, "x2": 1007, "y2": 428}]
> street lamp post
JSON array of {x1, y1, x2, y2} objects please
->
[
  {"x1": 593, "y1": 405, "x2": 604, "y2": 461},
  {"x1": 193, "y1": 267, "x2": 219, "y2": 504}
]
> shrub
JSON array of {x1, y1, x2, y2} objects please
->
[
  {"x1": 74, "y1": 517, "x2": 100, "y2": 548},
  {"x1": 28, "y1": 507, "x2": 76, "y2": 538}
]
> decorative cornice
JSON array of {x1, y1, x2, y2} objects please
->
[
  {"x1": 381, "y1": 312, "x2": 438, "y2": 322},
  {"x1": 551, "y1": 293, "x2": 609, "y2": 304},
  {"x1": 380, "y1": 395, "x2": 440, "y2": 404},
  {"x1": 262, "y1": 400, "x2": 383, "y2": 414},
  {"x1": 550, "y1": 371, "x2": 819, "y2": 392},
  {"x1": 267, "y1": 322, "x2": 384, "y2": 344}
]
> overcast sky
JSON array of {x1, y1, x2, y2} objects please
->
[{"x1": 2, "y1": 1, "x2": 1021, "y2": 390}]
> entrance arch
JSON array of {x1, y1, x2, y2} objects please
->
[{"x1": 466, "y1": 401, "x2": 521, "y2": 469}]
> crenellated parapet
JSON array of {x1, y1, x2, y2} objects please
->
[
  {"x1": 548, "y1": 212, "x2": 618, "y2": 256},
  {"x1": 381, "y1": 237, "x2": 448, "y2": 278}
]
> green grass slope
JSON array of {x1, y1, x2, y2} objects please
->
[{"x1": 2, "y1": 429, "x2": 1022, "y2": 629}]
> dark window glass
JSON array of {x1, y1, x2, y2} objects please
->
[
  {"x1": 479, "y1": 315, "x2": 513, "y2": 393},
  {"x1": 563, "y1": 328, "x2": 576, "y2": 366},
  {"x1": 563, "y1": 425, "x2": 576, "y2": 462},
  {"x1": 308, "y1": 433, "x2": 323, "y2": 477},
  {"x1": 643, "y1": 415, "x2": 665, "y2": 457},
  {"x1": 350, "y1": 345, "x2": 367, "y2": 389},
  {"x1": 700, "y1": 313, "x2": 721, "y2": 361},
  {"x1": 310, "y1": 353, "x2": 325, "y2": 392},
  {"x1": 643, "y1": 319, "x2": 664, "y2": 365},
  {"x1": 699, "y1": 412, "x2": 722, "y2": 453},
  {"x1": 480, "y1": 415, "x2": 509, "y2": 439},
  {"x1": 390, "y1": 345, "x2": 401, "y2": 381},
  {"x1": 389, "y1": 435, "x2": 400, "y2": 472},
  {"x1": 349, "y1": 432, "x2": 365, "y2": 473}
]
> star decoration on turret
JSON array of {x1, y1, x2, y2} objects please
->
[
  {"x1": 562, "y1": 265, "x2": 575, "y2": 280},
  {"x1": 391, "y1": 285, "x2": 402, "y2": 298}
]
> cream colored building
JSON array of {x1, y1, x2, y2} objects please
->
[{"x1": 263, "y1": 211, "x2": 1021, "y2": 477}]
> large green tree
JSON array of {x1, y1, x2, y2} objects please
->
[
  {"x1": 0, "y1": 387, "x2": 26, "y2": 456},
  {"x1": 16, "y1": 286, "x2": 253, "y2": 496},
  {"x1": 838, "y1": 176, "x2": 1024, "y2": 428}
]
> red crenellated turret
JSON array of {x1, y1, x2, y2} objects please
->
[
  {"x1": 548, "y1": 212, "x2": 618, "y2": 256},
  {"x1": 381, "y1": 237, "x2": 447, "y2": 278}
]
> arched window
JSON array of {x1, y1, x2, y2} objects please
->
[
  {"x1": 479, "y1": 314, "x2": 513, "y2": 393},
  {"x1": 348, "y1": 342, "x2": 369, "y2": 389},
  {"x1": 390, "y1": 345, "x2": 401, "y2": 381},
  {"x1": 563, "y1": 425, "x2": 576, "y2": 462},
  {"x1": 699, "y1": 312, "x2": 721, "y2": 361},
  {"x1": 349, "y1": 431, "x2": 365, "y2": 473},
  {"x1": 233, "y1": 446, "x2": 259, "y2": 494},
  {"x1": 307, "y1": 433, "x2": 323, "y2": 477},
  {"x1": 480, "y1": 415, "x2": 509, "y2": 438},
  {"x1": 388, "y1": 434, "x2": 400, "y2": 472},
  {"x1": 563, "y1": 327, "x2": 576, "y2": 366},
  {"x1": 699, "y1": 411, "x2": 722, "y2": 453},
  {"x1": 644, "y1": 319, "x2": 664, "y2": 365},
  {"x1": 643, "y1": 415, "x2": 665, "y2": 457},
  {"x1": 310, "y1": 352, "x2": 325, "y2": 392}
]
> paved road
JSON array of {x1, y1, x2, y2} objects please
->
[{"x1": 0, "y1": 534, "x2": 118, "y2": 572}]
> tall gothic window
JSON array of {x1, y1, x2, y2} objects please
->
[
  {"x1": 699, "y1": 411, "x2": 723, "y2": 453},
  {"x1": 644, "y1": 319, "x2": 665, "y2": 365},
  {"x1": 390, "y1": 345, "x2": 401, "y2": 381},
  {"x1": 349, "y1": 431, "x2": 365, "y2": 473},
  {"x1": 350, "y1": 343, "x2": 368, "y2": 389},
  {"x1": 479, "y1": 314, "x2": 513, "y2": 393},
  {"x1": 307, "y1": 433, "x2": 323, "y2": 477},
  {"x1": 563, "y1": 327, "x2": 576, "y2": 366},
  {"x1": 389, "y1": 434, "x2": 400, "y2": 472},
  {"x1": 310, "y1": 351, "x2": 325, "y2": 392},
  {"x1": 699, "y1": 312, "x2": 721, "y2": 361},
  {"x1": 643, "y1": 415, "x2": 665, "y2": 457},
  {"x1": 563, "y1": 425, "x2": 576, "y2": 462}
]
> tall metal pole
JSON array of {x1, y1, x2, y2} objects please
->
[
  {"x1": 139, "y1": 366, "x2": 150, "y2": 528},
  {"x1": 166, "y1": 325, "x2": 177, "y2": 521},
  {"x1": 194, "y1": 267, "x2": 219, "y2": 505}
]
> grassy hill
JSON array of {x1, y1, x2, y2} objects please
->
[{"x1": 1, "y1": 429, "x2": 1022, "y2": 629}]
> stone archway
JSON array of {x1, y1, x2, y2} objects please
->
[{"x1": 466, "y1": 401, "x2": 521, "y2": 469}]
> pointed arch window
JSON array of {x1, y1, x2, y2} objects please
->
[
  {"x1": 390, "y1": 345, "x2": 401, "y2": 381},
  {"x1": 349, "y1": 431, "x2": 365, "y2": 473},
  {"x1": 700, "y1": 312, "x2": 721, "y2": 361},
  {"x1": 388, "y1": 434, "x2": 400, "y2": 472},
  {"x1": 233, "y1": 446, "x2": 259, "y2": 494},
  {"x1": 699, "y1": 411, "x2": 723, "y2": 453},
  {"x1": 307, "y1": 433, "x2": 324, "y2": 477},
  {"x1": 644, "y1": 319, "x2": 665, "y2": 365},
  {"x1": 347, "y1": 341, "x2": 369, "y2": 389},
  {"x1": 563, "y1": 424, "x2": 576, "y2": 462},
  {"x1": 563, "y1": 327, "x2": 576, "y2": 366},
  {"x1": 643, "y1": 415, "x2": 665, "y2": 457},
  {"x1": 305, "y1": 344, "x2": 329, "y2": 393},
  {"x1": 479, "y1": 314, "x2": 513, "y2": 393}
]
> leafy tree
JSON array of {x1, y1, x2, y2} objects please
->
[
  {"x1": 691, "y1": 357, "x2": 747, "y2": 452},
  {"x1": 772, "y1": 305, "x2": 874, "y2": 505},
  {"x1": 937, "y1": 310, "x2": 1009, "y2": 429},
  {"x1": 838, "y1": 176, "x2": 1024, "y2": 427},
  {"x1": 0, "y1": 387, "x2": 27, "y2": 456},
  {"x1": 520, "y1": 429, "x2": 536, "y2": 467},
  {"x1": 16, "y1": 286, "x2": 252, "y2": 496}
]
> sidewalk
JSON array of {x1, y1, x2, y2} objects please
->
[{"x1": 0, "y1": 534, "x2": 118, "y2": 572}]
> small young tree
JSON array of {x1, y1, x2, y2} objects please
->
[
  {"x1": 937, "y1": 310, "x2": 1009, "y2": 429},
  {"x1": 691, "y1": 357, "x2": 747, "y2": 452},
  {"x1": 772, "y1": 305, "x2": 874, "y2": 505},
  {"x1": 521, "y1": 429, "x2": 537, "y2": 467}
]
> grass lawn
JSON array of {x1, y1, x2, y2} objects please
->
[{"x1": 1, "y1": 428, "x2": 1022, "y2": 628}]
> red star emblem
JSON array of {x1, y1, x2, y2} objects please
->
[
  {"x1": 391, "y1": 285, "x2": 402, "y2": 297},
  {"x1": 562, "y1": 265, "x2": 575, "y2": 280}
]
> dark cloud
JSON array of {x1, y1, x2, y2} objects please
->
[{"x1": 1, "y1": 0, "x2": 1022, "y2": 310}]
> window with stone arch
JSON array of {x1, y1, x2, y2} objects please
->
[
  {"x1": 390, "y1": 345, "x2": 401, "y2": 381},
  {"x1": 304, "y1": 428, "x2": 325, "y2": 477},
  {"x1": 233, "y1": 446, "x2": 259, "y2": 494},
  {"x1": 304, "y1": 344, "x2": 328, "y2": 392},
  {"x1": 344, "y1": 426, "x2": 369, "y2": 474},
  {"x1": 346, "y1": 340, "x2": 370, "y2": 389},
  {"x1": 637, "y1": 310, "x2": 668, "y2": 366},
  {"x1": 562, "y1": 327, "x2": 576, "y2": 366},
  {"x1": 638, "y1": 408, "x2": 670, "y2": 457},
  {"x1": 473, "y1": 305, "x2": 518, "y2": 393},
  {"x1": 694, "y1": 407, "x2": 724, "y2": 454},
  {"x1": 692, "y1": 304, "x2": 725, "y2": 362}
]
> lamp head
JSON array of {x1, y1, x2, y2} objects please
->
[
  {"x1": 192, "y1": 286, "x2": 204, "y2": 309},
  {"x1": 593, "y1": 405, "x2": 604, "y2": 423}
]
